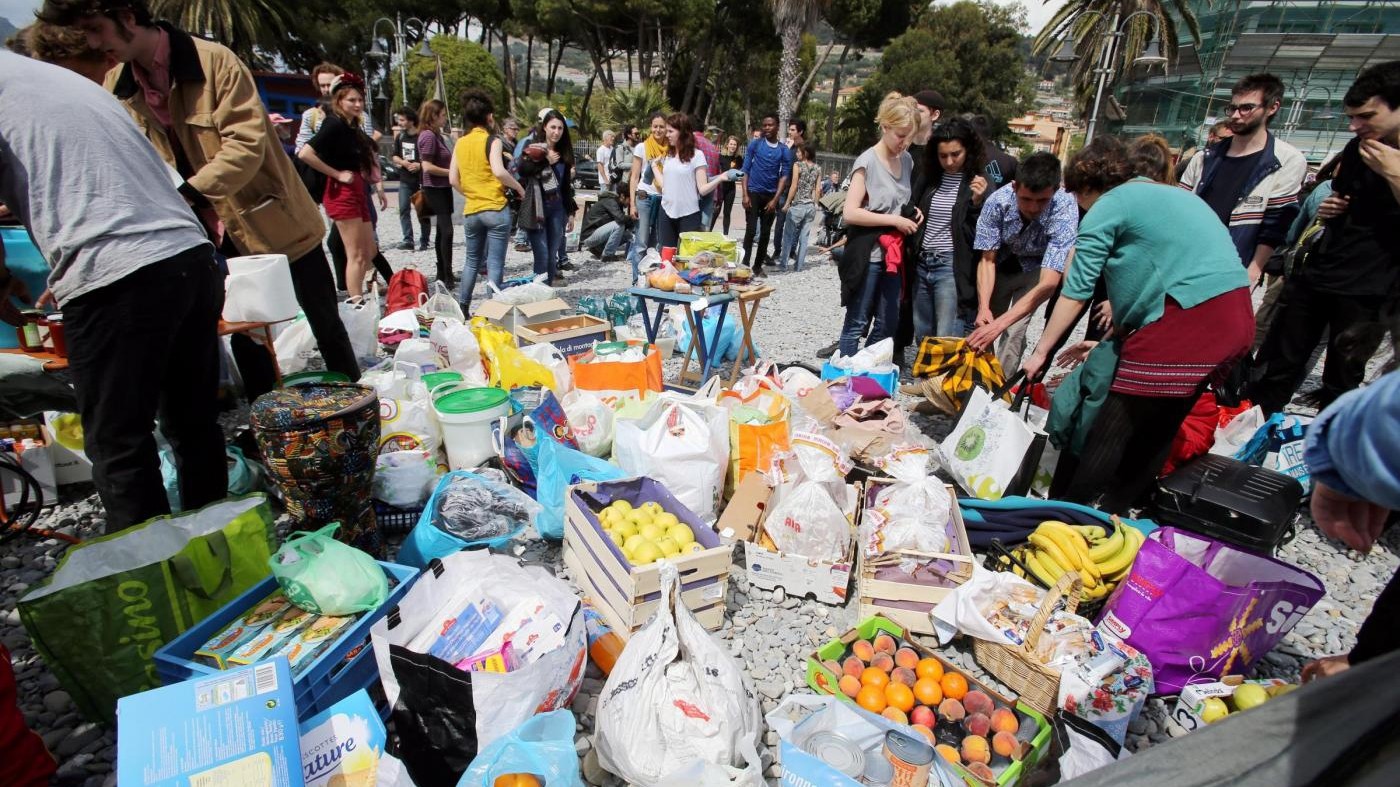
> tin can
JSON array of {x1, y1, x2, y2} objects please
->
[
  {"x1": 862, "y1": 749, "x2": 895, "y2": 785},
  {"x1": 800, "y1": 729, "x2": 865, "y2": 778},
  {"x1": 883, "y1": 729, "x2": 935, "y2": 787}
]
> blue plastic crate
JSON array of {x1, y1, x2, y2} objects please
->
[
  {"x1": 820, "y1": 360, "x2": 899, "y2": 398},
  {"x1": 153, "y1": 561, "x2": 417, "y2": 719}
]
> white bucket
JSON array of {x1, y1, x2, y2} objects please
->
[
  {"x1": 432, "y1": 384, "x2": 512, "y2": 470},
  {"x1": 224, "y1": 254, "x2": 299, "y2": 323}
]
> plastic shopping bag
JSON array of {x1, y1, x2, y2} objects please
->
[
  {"x1": 520, "y1": 342, "x2": 574, "y2": 395},
  {"x1": 764, "y1": 433, "x2": 855, "y2": 563},
  {"x1": 1234, "y1": 412, "x2": 1313, "y2": 492},
  {"x1": 595, "y1": 561, "x2": 763, "y2": 786},
  {"x1": 394, "y1": 337, "x2": 440, "y2": 374},
  {"x1": 457, "y1": 710, "x2": 585, "y2": 787},
  {"x1": 568, "y1": 340, "x2": 664, "y2": 404},
  {"x1": 471, "y1": 318, "x2": 557, "y2": 391},
  {"x1": 373, "y1": 450, "x2": 437, "y2": 508},
  {"x1": 429, "y1": 317, "x2": 488, "y2": 384},
  {"x1": 535, "y1": 434, "x2": 626, "y2": 540},
  {"x1": 864, "y1": 446, "x2": 954, "y2": 556},
  {"x1": 378, "y1": 366, "x2": 442, "y2": 457},
  {"x1": 720, "y1": 375, "x2": 791, "y2": 489},
  {"x1": 371, "y1": 549, "x2": 587, "y2": 787},
  {"x1": 269, "y1": 523, "x2": 387, "y2": 615},
  {"x1": 396, "y1": 471, "x2": 540, "y2": 568},
  {"x1": 613, "y1": 395, "x2": 729, "y2": 522},
  {"x1": 940, "y1": 385, "x2": 1045, "y2": 501},
  {"x1": 560, "y1": 389, "x2": 614, "y2": 457},
  {"x1": 676, "y1": 311, "x2": 747, "y2": 364},
  {"x1": 339, "y1": 284, "x2": 380, "y2": 363},
  {"x1": 274, "y1": 314, "x2": 318, "y2": 374},
  {"x1": 419, "y1": 281, "x2": 466, "y2": 325}
]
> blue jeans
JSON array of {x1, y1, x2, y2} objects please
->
[
  {"x1": 528, "y1": 200, "x2": 567, "y2": 280},
  {"x1": 627, "y1": 192, "x2": 662, "y2": 281},
  {"x1": 699, "y1": 192, "x2": 715, "y2": 228},
  {"x1": 585, "y1": 221, "x2": 631, "y2": 258},
  {"x1": 778, "y1": 203, "x2": 816, "y2": 271},
  {"x1": 912, "y1": 250, "x2": 961, "y2": 341},
  {"x1": 839, "y1": 259, "x2": 901, "y2": 357},
  {"x1": 459, "y1": 207, "x2": 512, "y2": 314}
]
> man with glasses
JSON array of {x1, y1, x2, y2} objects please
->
[{"x1": 1179, "y1": 73, "x2": 1307, "y2": 285}]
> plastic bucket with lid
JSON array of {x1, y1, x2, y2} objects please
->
[
  {"x1": 421, "y1": 370, "x2": 464, "y2": 394},
  {"x1": 283, "y1": 370, "x2": 352, "y2": 387},
  {"x1": 433, "y1": 384, "x2": 511, "y2": 470}
]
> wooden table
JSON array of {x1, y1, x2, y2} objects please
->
[
  {"x1": 627, "y1": 287, "x2": 734, "y2": 391},
  {"x1": 725, "y1": 285, "x2": 775, "y2": 385}
]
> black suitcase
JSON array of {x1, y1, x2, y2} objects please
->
[{"x1": 1150, "y1": 454, "x2": 1304, "y2": 553}]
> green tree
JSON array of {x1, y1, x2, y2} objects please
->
[
  {"x1": 151, "y1": 0, "x2": 293, "y2": 66},
  {"x1": 395, "y1": 36, "x2": 507, "y2": 124},
  {"x1": 1033, "y1": 0, "x2": 1203, "y2": 118},
  {"x1": 599, "y1": 84, "x2": 672, "y2": 130},
  {"x1": 823, "y1": 0, "x2": 912, "y2": 142}
]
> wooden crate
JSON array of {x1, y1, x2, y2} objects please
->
[
  {"x1": 563, "y1": 478, "x2": 731, "y2": 637},
  {"x1": 856, "y1": 482, "x2": 975, "y2": 635}
]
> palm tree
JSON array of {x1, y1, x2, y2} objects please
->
[
  {"x1": 769, "y1": 0, "x2": 826, "y2": 130},
  {"x1": 1034, "y1": 0, "x2": 1205, "y2": 117},
  {"x1": 151, "y1": 0, "x2": 293, "y2": 67}
]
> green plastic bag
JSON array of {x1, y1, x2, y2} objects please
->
[
  {"x1": 19, "y1": 495, "x2": 275, "y2": 724},
  {"x1": 269, "y1": 524, "x2": 388, "y2": 615}
]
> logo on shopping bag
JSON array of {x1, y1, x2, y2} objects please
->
[
  {"x1": 673, "y1": 699, "x2": 711, "y2": 721},
  {"x1": 118, "y1": 580, "x2": 164, "y2": 687},
  {"x1": 1209, "y1": 598, "x2": 1265, "y2": 674}
]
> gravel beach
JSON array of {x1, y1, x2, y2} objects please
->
[{"x1": 4, "y1": 193, "x2": 1394, "y2": 786}]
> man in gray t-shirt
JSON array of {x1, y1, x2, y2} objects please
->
[{"x1": 0, "y1": 50, "x2": 227, "y2": 533}]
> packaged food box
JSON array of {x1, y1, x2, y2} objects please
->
[
  {"x1": 426, "y1": 600, "x2": 503, "y2": 664},
  {"x1": 227, "y1": 605, "x2": 316, "y2": 667},
  {"x1": 194, "y1": 591, "x2": 293, "y2": 668},
  {"x1": 271, "y1": 614, "x2": 356, "y2": 678},
  {"x1": 516, "y1": 313, "x2": 612, "y2": 357},
  {"x1": 299, "y1": 689, "x2": 386, "y2": 787},
  {"x1": 476, "y1": 297, "x2": 571, "y2": 335}
]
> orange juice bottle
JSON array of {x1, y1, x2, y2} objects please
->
[{"x1": 582, "y1": 600, "x2": 625, "y2": 675}]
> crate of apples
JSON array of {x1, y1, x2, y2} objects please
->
[
  {"x1": 807, "y1": 615, "x2": 1051, "y2": 786},
  {"x1": 596, "y1": 499, "x2": 704, "y2": 565}
]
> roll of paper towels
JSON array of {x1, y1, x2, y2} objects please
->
[{"x1": 223, "y1": 254, "x2": 298, "y2": 323}]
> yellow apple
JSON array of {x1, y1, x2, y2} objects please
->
[
  {"x1": 639, "y1": 523, "x2": 665, "y2": 541},
  {"x1": 613, "y1": 519, "x2": 638, "y2": 539},
  {"x1": 668, "y1": 524, "x2": 696, "y2": 546},
  {"x1": 656, "y1": 537, "x2": 680, "y2": 557},
  {"x1": 631, "y1": 541, "x2": 662, "y2": 564},
  {"x1": 1200, "y1": 697, "x2": 1230, "y2": 724},
  {"x1": 654, "y1": 512, "x2": 680, "y2": 529}
]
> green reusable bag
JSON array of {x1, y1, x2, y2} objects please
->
[
  {"x1": 18, "y1": 495, "x2": 275, "y2": 724},
  {"x1": 269, "y1": 524, "x2": 387, "y2": 616}
]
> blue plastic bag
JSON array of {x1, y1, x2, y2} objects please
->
[
  {"x1": 1234, "y1": 412, "x2": 1312, "y2": 493},
  {"x1": 535, "y1": 434, "x2": 626, "y2": 540},
  {"x1": 161, "y1": 444, "x2": 259, "y2": 513},
  {"x1": 676, "y1": 310, "x2": 749, "y2": 364},
  {"x1": 397, "y1": 471, "x2": 537, "y2": 568},
  {"x1": 457, "y1": 710, "x2": 585, "y2": 787}
]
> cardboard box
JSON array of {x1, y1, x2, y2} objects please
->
[
  {"x1": 856, "y1": 481, "x2": 975, "y2": 635},
  {"x1": 475, "y1": 297, "x2": 571, "y2": 335},
  {"x1": 117, "y1": 658, "x2": 303, "y2": 786},
  {"x1": 516, "y1": 313, "x2": 612, "y2": 357},
  {"x1": 718, "y1": 472, "x2": 859, "y2": 606},
  {"x1": 563, "y1": 477, "x2": 730, "y2": 637},
  {"x1": 299, "y1": 689, "x2": 386, "y2": 787},
  {"x1": 1167, "y1": 675, "x2": 1292, "y2": 735}
]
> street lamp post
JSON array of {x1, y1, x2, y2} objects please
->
[
  {"x1": 368, "y1": 13, "x2": 430, "y2": 107},
  {"x1": 1055, "y1": 9, "x2": 1169, "y2": 142},
  {"x1": 1282, "y1": 84, "x2": 1338, "y2": 137}
]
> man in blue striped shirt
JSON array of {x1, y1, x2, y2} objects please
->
[{"x1": 740, "y1": 114, "x2": 792, "y2": 274}]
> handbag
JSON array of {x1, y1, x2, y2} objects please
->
[
  {"x1": 939, "y1": 372, "x2": 1046, "y2": 500},
  {"x1": 18, "y1": 496, "x2": 275, "y2": 723},
  {"x1": 410, "y1": 188, "x2": 429, "y2": 218}
]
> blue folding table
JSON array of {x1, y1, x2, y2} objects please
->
[{"x1": 627, "y1": 287, "x2": 733, "y2": 391}]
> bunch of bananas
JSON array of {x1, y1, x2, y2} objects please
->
[{"x1": 1001, "y1": 518, "x2": 1144, "y2": 601}]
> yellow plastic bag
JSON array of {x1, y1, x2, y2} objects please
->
[
  {"x1": 678, "y1": 231, "x2": 738, "y2": 261},
  {"x1": 469, "y1": 317, "x2": 557, "y2": 391}
]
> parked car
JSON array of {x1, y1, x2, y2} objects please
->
[
  {"x1": 574, "y1": 159, "x2": 600, "y2": 191},
  {"x1": 378, "y1": 154, "x2": 400, "y2": 182}
]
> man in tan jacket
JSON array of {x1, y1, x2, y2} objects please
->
[{"x1": 40, "y1": 0, "x2": 359, "y2": 394}]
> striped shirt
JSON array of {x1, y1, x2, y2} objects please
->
[{"x1": 922, "y1": 172, "x2": 963, "y2": 253}]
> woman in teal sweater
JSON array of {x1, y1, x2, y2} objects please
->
[{"x1": 1023, "y1": 137, "x2": 1253, "y2": 512}]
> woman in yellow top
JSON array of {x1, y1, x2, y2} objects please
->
[{"x1": 450, "y1": 88, "x2": 525, "y2": 314}]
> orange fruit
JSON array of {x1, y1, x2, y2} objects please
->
[
  {"x1": 916, "y1": 658, "x2": 944, "y2": 682},
  {"x1": 856, "y1": 684, "x2": 887, "y2": 713},
  {"x1": 940, "y1": 672, "x2": 969, "y2": 701},
  {"x1": 913, "y1": 677, "x2": 943, "y2": 706},
  {"x1": 860, "y1": 666, "x2": 890, "y2": 689},
  {"x1": 884, "y1": 682, "x2": 915, "y2": 713},
  {"x1": 493, "y1": 776, "x2": 542, "y2": 787}
]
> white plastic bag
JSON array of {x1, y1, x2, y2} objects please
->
[
  {"x1": 428, "y1": 317, "x2": 488, "y2": 384},
  {"x1": 487, "y1": 275, "x2": 556, "y2": 306},
  {"x1": 520, "y1": 342, "x2": 574, "y2": 395},
  {"x1": 393, "y1": 337, "x2": 440, "y2": 374},
  {"x1": 1209, "y1": 404, "x2": 1265, "y2": 457},
  {"x1": 418, "y1": 281, "x2": 465, "y2": 324},
  {"x1": 595, "y1": 562, "x2": 762, "y2": 786},
  {"x1": 831, "y1": 337, "x2": 895, "y2": 373},
  {"x1": 378, "y1": 365, "x2": 442, "y2": 457},
  {"x1": 372, "y1": 450, "x2": 437, "y2": 508},
  {"x1": 613, "y1": 395, "x2": 729, "y2": 522},
  {"x1": 865, "y1": 445, "x2": 953, "y2": 557},
  {"x1": 560, "y1": 389, "x2": 613, "y2": 457},
  {"x1": 338, "y1": 283, "x2": 380, "y2": 363},
  {"x1": 273, "y1": 314, "x2": 318, "y2": 374},
  {"x1": 779, "y1": 364, "x2": 823, "y2": 405},
  {"x1": 764, "y1": 433, "x2": 855, "y2": 563}
]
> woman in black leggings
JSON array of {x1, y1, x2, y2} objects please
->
[
  {"x1": 710, "y1": 135, "x2": 743, "y2": 234},
  {"x1": 416, "y1": 98, "x2": 456, "y2": 287}
]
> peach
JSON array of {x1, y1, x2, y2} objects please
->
[
  {"x1": 851, "y1": 639, "x2": 875, "y2": 662},
  {"x1": 842, "y1": 656, "x2": 866, "y2": 678},
  {"x1": 839, "y1": 675, "x2": 862, "y2": 698},
  {"x1": 962, "y1": 690, "x2": 995, "y2": 717},
  {"x1": 961, "y1": 734, "x2": 990, "y2": 766},
  {"x1": 891, "y1": 667, "x2": 917, "y2": 687},
  {"x1": 894, "y1": 647, "x2": 920, "y2": 670},
  {"x1": 881, "y1": 706, "x2": 909, "y2": 725},
  {"x1": 990, "y1": 707, "x2": 1019, "y2": 735},
  {"x1": 873, "y1": 633, "x2": 897, "y2": 655},
  {"x1": 937, "y1": 697, "x2": 965, "y2": 722},
  {"x1": 911, "y1": 724, "x2": 936, "y2": 745},
  {"x1": 966, "y1": 762, "x2": 996, "y2": 783},
  {"x1": 821, "y1": 659, "x2": 842, "y2": 676},
  {"x1": 963, "y1": 712, "x2": 991, "y2": 738},
  {"x1": 871, "y1": 652, "x2": 895, "y2": 673},
  {"x1": 910, "y1": 704, "x2": 935, "y2": 728},
  {"x1": 934, "y1": 743, "x2": 961, "y2": 765},
  {"x1": 992, "y1": 730, "x2": 1022, "y2": 760}
]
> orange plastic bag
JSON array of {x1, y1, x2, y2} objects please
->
[
  {"x1": 719, "y1": 376, "x2": 791, "y2": 489},
  {"x1": 568, "y1": 340, "x2": 663, "y2": 405}
]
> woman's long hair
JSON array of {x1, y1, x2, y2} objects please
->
[
  {"x1": 666, "y1": 112, "x2": 697, "y2": 164},
  {"x1": 1128, "y1": 133, "x2": 1175, "y2": 184},
  {"x1": 329, "y1": 74, "x2": 376, "y2": 174},
  {"x1": 533, "y1": 110, "x2": 575, "y2": 168},
  {"x1": 923, "y1": 117, "x2": 985, "y2": 188}
]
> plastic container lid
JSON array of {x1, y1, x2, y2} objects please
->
[
  {"x1": 422, "y1": 371, "x2": 464, "y2": 391},
  {"x1": 433, "y1": 386, "x2": 509, "y2": 415},
  {"x1": 800, "y1": 730, "x2": 865, "y2": 777}
]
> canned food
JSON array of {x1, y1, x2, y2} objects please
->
[
  {"x1": 862, "y1": 748, "x2": 895, "y2": 785},
  {"x1": 800, "y1": 729, "x2": 865, "y2": 778},
  {"x1": 884, "y1": 728, "x2": 935, "y2": 787}
]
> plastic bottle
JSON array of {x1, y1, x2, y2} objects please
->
[{"x1": 581, "y1": 600, "x2": 625, "y2": 675}]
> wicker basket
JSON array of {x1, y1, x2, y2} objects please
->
[{"x1": 971, "y1": 572, "x2": 1082, "y2": 718}]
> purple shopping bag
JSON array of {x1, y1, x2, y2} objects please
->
[{"x1": 1097, "y1": 527, "x2": 1325, "y2": 694}]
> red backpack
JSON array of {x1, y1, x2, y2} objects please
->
[{"x1": 385, "y1": 268, "x2": 429, "y2": 315}]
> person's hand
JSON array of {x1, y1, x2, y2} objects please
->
[
  {"x1": 1359, "y1": 139, "x2": 1400, "y2": 179},
  {"x1": 973, "y1": 307, "x2": 995, "y2": 328},
  {"x1": 1317, "y1": 194, "x2": 1351, "y2": 220},
  {"x1": 546, "y1": 149, "x2": 560, "y2": 165},
  {"x1": 911, "y1": 207, "x2": 924, "y2": 227},
  {"x1": 742, "y1": 192, "x2": 751, "y2": 211},
  {"x1": 0, "y1": 274, "x2": 33, "y2": 327},
  {"x1": 1093, "y1": 301, "x2": 1113, "y2": 332},
  {"x1": 335, "y1": 170, "x2": 355, "y2": 185},
  {"x1": 36, "y1": 288, "x2": 54, "y2": 309},
  {"x1": 0, "y1": 201, "x2": 11, "y2": 220},
  {"x1": 1055, "y1": 340, "x2": 1098, "y2": 369},
  {"x1": 1020, "y1": 347, "x2": 1050, "y2": 383},
  {"x1": 406, "y1": 162, "x2": 421, "y2": 173},
  {"x1": 566, "y1": 217, "x2": 575, "y2": 233},
  {"x1": 970, "y1": 175, "x2": 988, "y2": 203},
  {"x1": 515, "y1": 184, "x2": 527, "y2": 200},
  {"x1": 1311, "y1": 480, "x2": 1389, "y2": 553},
  {"x1": 966, "y1": 321, "x2": 1002, "y2": 352},
  {"x1": 890, "y1": 215, "x2": 919, "y2": 235},
  {"x1": 1302, "y1": 654, "x2": 1351, "y2": 684},
  {"x1": 1247, "y1": 263, "x2": 1262, "y2": 287},
  {"x1": 629, "y1": 203, "x2": 638, "y2": 220},
  {"x1": 764, "y1": 198, "x2": 778, "y2": 214},
  {"x1": 377, "y1": 190, "x2": 389, "y2": 211}
]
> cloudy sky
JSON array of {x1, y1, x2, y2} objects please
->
[{"x1": 2, "y1": 1, "x2": 1067, "y2": 41}]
